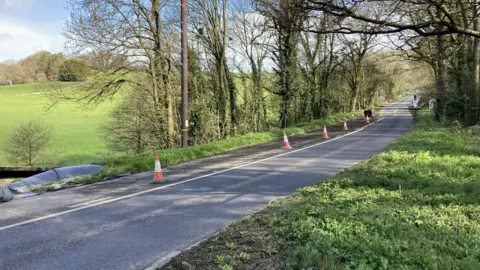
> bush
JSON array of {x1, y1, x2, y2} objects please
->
[
  {"x1": 100, "y1": 89, "x2": 157, "y2": 154},
  {"x1": 3, "y1": 120, "x2": 53, "y2": 167},
  {"x1": 59, "y1": 58, "x2": 89, "y2": 81}
]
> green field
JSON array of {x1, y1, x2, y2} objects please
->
[
  {"x1": 0, "y1": 83, "x2": 76, "y2": 96},
  {"x1": 0, "y1": 83, "x2": 116, "y2": 166}
]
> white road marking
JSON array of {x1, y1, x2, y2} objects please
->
[
  {"x1": 68, "y1": 197, "x2": 114, "y2": 208},
  {"x1": 144, "y1": 251, "x2": 181, "y2": 270},
  {"x1": 0, "y1": 118, "x2": 386, "y2": 232}
]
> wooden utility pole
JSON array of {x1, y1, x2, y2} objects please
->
[{"x1": 181, "y1": 0, "x2": 189, "y2": 147}]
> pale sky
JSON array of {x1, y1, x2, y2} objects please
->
[
  {"x1": 0, "y1": 0, "x2": 68, "y2": 62},
  {"x1": 0, "y1": 0, "x2": 398, "y2": 67}
]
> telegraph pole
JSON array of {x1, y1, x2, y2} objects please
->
[{"x1": 181, "y1": 0, "x2": 189, "y2": 147}]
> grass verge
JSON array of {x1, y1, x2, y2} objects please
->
[
  {"x1": 162, "y1": 110, "x2": 480, "y2": 270},
  {"x1": 79, "y1": 111, "x2": 365, "y2": 183}
]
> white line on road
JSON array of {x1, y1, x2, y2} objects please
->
[
  {"x1": 0, "y1": 117, "x2": 385, "y2": 232},
  {"x1": 68, "y1": 196, "x2": 114, "y2": 208}
]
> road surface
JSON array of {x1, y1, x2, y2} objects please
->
[{"x1": 0, "y1": 96, "x2": 414, "y2": 270}]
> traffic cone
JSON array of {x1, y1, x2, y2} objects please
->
[
  {"x1": 364, "y1": 116, "x2": 370, "y2": 124},
  {"x1": 152, "y1": 153, "x2": 163, "y2": 183},
  {"x1": 282, "y1": 131, "x2": 292, "y2": 149},
  {"x1": 343, "y1": 119, "x2": 349, "y2": 131},
  {"x1": 322, "y1": 125, "x2": 329, "y2": 139}
]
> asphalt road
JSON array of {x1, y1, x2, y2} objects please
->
[{"x1": 0, "y1": 96, "x2": 414, "y2": 270}]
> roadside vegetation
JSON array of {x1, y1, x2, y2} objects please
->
[
  {"x1": 0, "y1": 104, "x2": 370, "y2": 188},
  {"x1": 75, "y1": 109, "x2": 367, "y2": 183},
  {"x1": 162, "y1": 110, "x2": 480, "y2": 269}
]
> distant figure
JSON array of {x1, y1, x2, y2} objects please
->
[
  {"x1": 413, "y1": 94, "x2": 417, "y2": 100},
  {"x1": 429, "y1": 99, "x2": 436, "y2": 110},
  {"x1": 379, "y1": 96, "x2": 385, "y2": 105}
]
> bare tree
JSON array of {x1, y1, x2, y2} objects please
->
[
  {"x1": 305, "y1": 0, "x2": 480, "y2": 38},
  {"x1": 189, "y1": 0, "x2": 238, "y2": 137},
  {"x1": 3, "y1": 120, "x2": 52, "y2": 167},
  {"x1": 100, "y1": 83, "x2": 157, "y2": 154},
  {"x1": 338, "y1": 29, "x2": 378, "y2": 111},
  {"x1": 54, "y1": 0, "x2": 178, "y2": 148},
  {"x1": 298, "y1": 14, "x2": 342, "y2": 119},
  {"x1": 256, "y1": 0, "x2": 306, "y2": 127},
  {"x1": 302, "y1": 1, "x2": 480, "y2": 124},
  {"x1": 230, "y1": 1, "x2": 272, "y2": 131}
]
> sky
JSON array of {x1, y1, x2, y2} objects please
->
[{"x1": 0, "y1": 0, "x2": 68, "y2": 62}]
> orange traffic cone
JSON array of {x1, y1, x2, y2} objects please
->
[
  {"x1": 322, "y1": 125, "x2": 329, "y2": 139},
  {"x1": 343, "y1": 119, "x2": 349, "y2": 131},
  {"x1": 364, "y1": 116, "x2": 370, "y2": 124},
  {"x1": 282, "y1": 131, "x2": 292, "y2": 149},
  {"x1": 152, "y1": 153, "x2": 163, "y2": 183}
]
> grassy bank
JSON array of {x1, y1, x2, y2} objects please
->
[
  {"x1": 162, "y1": 111, "x2": 480, "y2": 270},
  {"x1": 85, "y1": 111, "x2": 363, "y2": 181}
]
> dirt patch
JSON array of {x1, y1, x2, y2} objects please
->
[{"x1": 161, "y1": 204, "x2": 289, "y2": 270}]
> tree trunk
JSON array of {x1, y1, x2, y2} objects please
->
[
  {"x1": 226, "y1": 66, "x2": 237, "y2": 136},
  {"x1": 165, "y1": 89, "x2": 174, "y2": 146},
  {"x1": 436, "y1": 33, "x2": 447, "y2": 121},
  {"x1": 472, "y1": 0, "x2": 480, "y2": 125},
  {"x1": 216, "y1": 61, "x2": 228, "y2": 138},
  {"x1": 350, "y1": 87, "x2": 358, "y2": 112},
  {"x1": 251, "y1": 59, "x2": 265, "y2": 131},
  {"x1": 349, "y1": 67, "x2": 361, "y2": 112}
]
